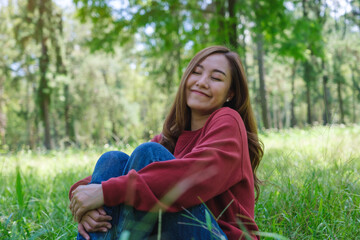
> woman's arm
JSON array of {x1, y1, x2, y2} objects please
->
[
  {"x1": 69, "y1": 175, "x2": 92, "y2": 200},
  {"x1": 68, "y1": 132, "x2": 159, "y2": 201}
]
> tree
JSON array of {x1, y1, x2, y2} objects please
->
[
  {"x1": 301, "y1": 0, "x2": 326, "y2": 125},
  {"x1": 250, "y1": 0, "x2": 288, "y2": 128},
  {"x1": 0, "y1": 2, "x2": 14, "y2": 147}
]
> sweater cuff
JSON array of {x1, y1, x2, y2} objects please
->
[{"x1": 102, "y1": 176, "x2": 127, "y2": 207}]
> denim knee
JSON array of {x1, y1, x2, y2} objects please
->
[
  {"x1": 122, "y1": 142, "x2": 174, "y2": 174},
  {"x1": 91, "y1": 151, "x2": 129, "y2": 183},
  {"x1": 95, "y1": 151, "x2": 129, "y2": 169},
  {"x1": 131, "y1": 142, "x2": 167, "y2": 158}
]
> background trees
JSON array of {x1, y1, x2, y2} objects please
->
[{"x1": 1, "y1": 0, "x2": 359, "y2": 150}]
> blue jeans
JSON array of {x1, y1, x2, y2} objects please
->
[{"x1": 77, "y1": 142, "x2": 227, "y2": 240}]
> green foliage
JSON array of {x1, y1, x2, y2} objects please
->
[{"x1": 1, "y1": 0, "x2": 359, "y2": 150}]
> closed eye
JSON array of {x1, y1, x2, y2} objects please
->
[{"x1": 211, "y1": 77, "x2": 222, "y2": 81}]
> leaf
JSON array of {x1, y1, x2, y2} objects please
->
[
  {"x1": 15, "y1": 166, "x2": 24, "y2": 209},
  {"x1": 205, "y1": 209, "x2": 212, "y2": 231}
]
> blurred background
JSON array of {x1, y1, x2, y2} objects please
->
[{"x1": 0, "y1": 0, "x2": 359, "y2": 151}]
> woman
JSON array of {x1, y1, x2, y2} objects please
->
[{"x1": 69, "y1": 46, "x2": 263, "y2": 240}]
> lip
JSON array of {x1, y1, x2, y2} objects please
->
[{"x1": 190, "y1": 89, "x2": 209, "y2": 97}]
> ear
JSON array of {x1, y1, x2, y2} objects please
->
[{"x1": 227, "y1": 90, "x2": 234, "y2": 102}]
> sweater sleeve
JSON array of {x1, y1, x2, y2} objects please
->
[
  {"x1": 102, "y1": 111, "x2": 248, "y2": 212},
  {"x1": 68, "y1": 134, "x2": 161, "y2": 201},
  {"x1": 150, "y1": 134, "x2": 161, "y2": 143}
]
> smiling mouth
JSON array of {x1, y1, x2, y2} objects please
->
[{"x1": 191, "y1": 90, "x2": 209, "y2": 97}]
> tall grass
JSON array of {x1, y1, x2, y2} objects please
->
[
  {"x1": 0, "y1": 125, "x2": 359, "y2": 239},
  {"x1": 256, "y1": 125, "x2": 360, "y2": 239}
]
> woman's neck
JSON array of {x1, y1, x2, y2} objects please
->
[{"x1": 190, "y1": 112, "x2": 210, "y2": 131}]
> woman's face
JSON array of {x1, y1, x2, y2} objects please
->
[{"x1": 186, "y1": 53, "x2": 233, "y2": 117}]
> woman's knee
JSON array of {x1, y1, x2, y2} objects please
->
[
  {"x1": 131, "y1": 142, "x2": 166, "y2": 157},
  {"x1": 91, "y1": 151, "x2": 129, "y2": 183},
  {"x1": 132, "y1": 142, "x2": 174, "y2": 159},
  {"x1": 123, "y1": 143, "x2": 174, "y2": 173},
  {"x1": 96, "y1": 151, "x2": 129, "y2": 169}
]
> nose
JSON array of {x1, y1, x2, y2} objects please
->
[{"x1": 195, "y1": 74, "x2": 209, "y2": 88}]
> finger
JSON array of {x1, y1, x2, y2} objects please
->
[
  {"x1": 70, "y1": 198, "x2": 77, "y2": 216},
  {"x1": 85, "y1": 224, "x2": 109, "y2": 233},
  {"x1": 83, "y1": 216, "x2": 110, "y2": 233},
  {"x1": 72, "y1": 202, "x2": 81, "y2": 221},
  {"x1": 91, "y1": 211, "x2": 112, "y2": 222},
  {"x1": 72, "y1": 199, "x2": 85, "y2": 222},
  {"x1": 87, "y1": 215, "x2": 112, "y2": 229},
  {"x1": 75, "y1": 206, "x2": 87, "y2": 223},
  {"x1": 70, "y1": 195, "x2": 76, "y2": 209},
  {"x1": 78, "y1": 223, "x2": 90, "y2": 240},
  {"x1": 97, "y1": 207, "x2": 107, "y2": 215},
  {"x1": 82, "y1": 220, "x2": 94, "y2": 232}
]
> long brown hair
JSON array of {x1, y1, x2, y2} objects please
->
[{"x1": 160, "y1": 46, "x2": 264, "y2": 201}]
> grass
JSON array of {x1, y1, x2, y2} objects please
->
[
  {"x1": 256, "y1": 125, "x2": 360, "y2": 239},
  {"x1": 0, "y1": 125, "x2": 359, "y2": 239}
]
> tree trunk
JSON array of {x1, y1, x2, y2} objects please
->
[
  {"x1": 241, "y1": 31, "x2": 248, "y2": 77},
  {"x1": 290, "y1": 61, "x2": 297, "y2": 127},
  {"x1": 24, "y1": 65, "x2": 36, "y2": 149},
  {"x1": 215, "y1": 0, "x2": 226, "y2": 44},
  {"x1": 351, "y1": 67, "x2": 357, "y2": 123},
  {"x1": 322, "y1": 59, "x2": 330, "y2": 125},
  {"x1": 53, "y1": 12, "x2": 76, "y2": 146},
  {"x1": 303, "y1": 60, "x2": 312, "y2": 125},
  {"x1": 337, "y1": 80, "x2": 345, "y2": 124},
  {"x1": 0, "y1": 75, "x2": 6, "y2": 146},
  {"x1": 256, "y1": 32, "x2": 270, "y2": 129},
  {"x1": 228, "y1": 0, "x2": 238, "y2": 49},
  {"x1": 64, "y1": 84, "x2": 75, "y2": 144},
  {"x1": 38, "y1": 64, "x2": 52, "y2": 150},
  {"x1": 302, "y1": 0, "x2": 313, "y2": 125},
  {"x1": 306, "y1": 82, "x2": 312, "y2": 125},
  {"x1": 38, "y1": 0, "x2": 52, "y2": 149}
]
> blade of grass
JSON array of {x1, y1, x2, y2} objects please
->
[
  {"x1": 15, "y1": 166, "x2": 24, "y2": 209},
  {"x1": 253, "y1": 231, "x2": 290, "y2": 240},
  {"x1": 157, "y1": 209, "x2": 162, "y2": 240},
  {"x1": 216, "y1": 199, "x2": 234, "y2": 221}
]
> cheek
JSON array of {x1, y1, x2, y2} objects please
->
[
  {"x1": 213, "y1": 84, "x2": 229, "y2": 99},
  {"x1": 186, "y1": 77, "x2": 195, "y2": 87},
  {"x1": 185, "y1": 79, "x2": 192, "y2": 97}
]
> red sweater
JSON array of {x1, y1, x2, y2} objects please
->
[{"x1": 70, "y1": 107, "x2": 259, "y2": 239}]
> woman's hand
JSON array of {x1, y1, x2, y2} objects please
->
[
  {"x1": 78, "y1": 207, "x2": 112, "y2": 240},
  {"x1": 70, "y1": 184, "x2": 104, "y2": 222}
]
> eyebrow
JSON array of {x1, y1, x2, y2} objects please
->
[{"x1": 196, "y1": 64, "x2": 227, "y2": 77}]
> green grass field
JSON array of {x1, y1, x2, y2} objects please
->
[{"x1": 0, "y1": 125, "x2": 359, "y2": 239}]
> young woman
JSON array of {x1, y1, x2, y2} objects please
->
[{"x1": 69, "y1": 46, "x2": 263, "y2": 240}]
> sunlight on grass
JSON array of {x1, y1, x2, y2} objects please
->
[
  {"x1": 256, "y1": 125, "x2": 360, "y2": 239},
  {"x1": 0, "y1": 125, "x2": 359, "y2": 239}
]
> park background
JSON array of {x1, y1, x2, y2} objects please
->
[{"x1": 0, "y1": 0, "x2": 359, "y2": 239}]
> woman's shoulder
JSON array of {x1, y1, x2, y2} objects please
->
[
  {"x1": 208, "y1": 107, "x2": 243, "y2": 124},
  {"x1": 200, "y1": 107, "x2": 247, "y2": 144}
]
